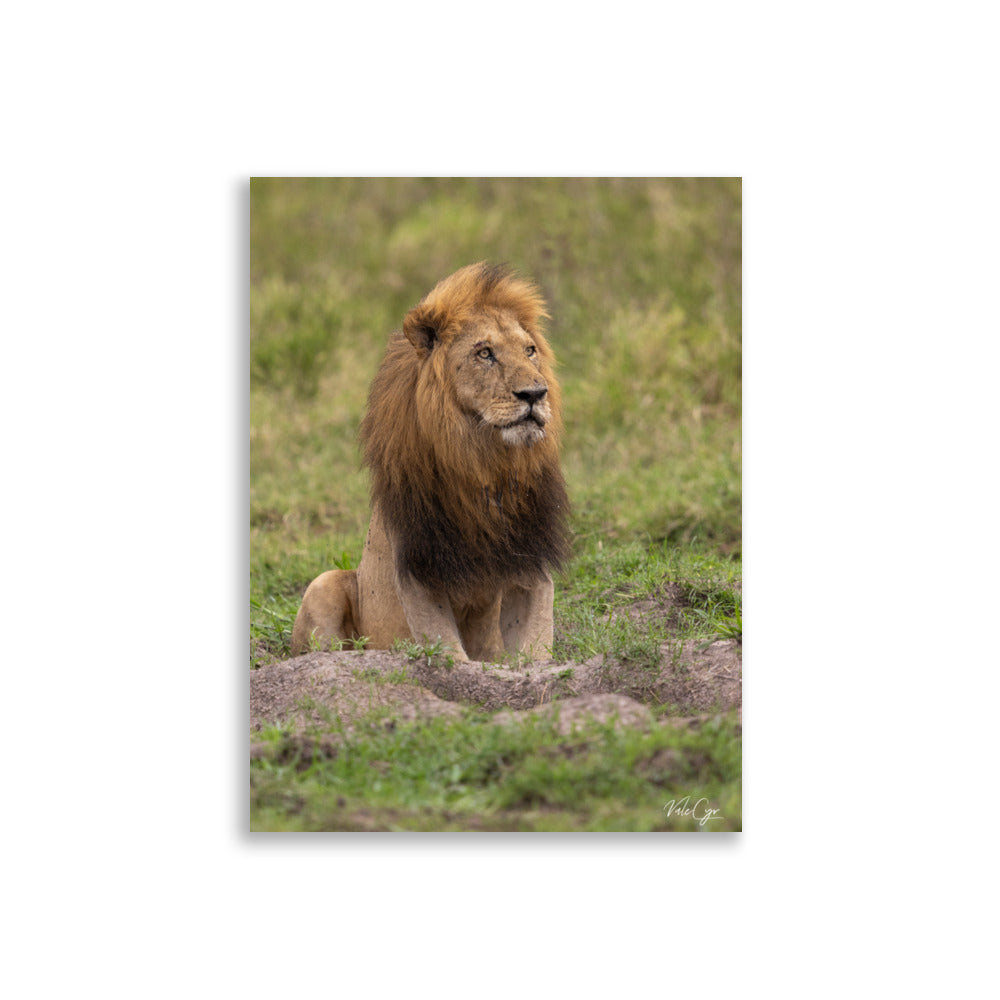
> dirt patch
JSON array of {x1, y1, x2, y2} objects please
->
[
  {"x1": 617, "y1": 582, "x2": 690, "y2": 626},
  {"x1": 606, "y1": 637, "x2": 743, "y2": 711},
  {"x1": 249, "y1": 650, "x2": 466, "y2": 731},
  {"x1": 250, "y1": 634, "x2": 740, "y2": 734},
  {"x1": 491, "y1": 693, "x2": 654, "y2": 734}
]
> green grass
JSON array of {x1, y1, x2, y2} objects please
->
[
  {"x1": 250, "y1": 177, "x2": 741, "y2": 830},
  {"x1": 553, "y1": 538, "x2": 742, "y2": 664},
  {"x1": 250, "y1": 708, "x2": 741, "y2": 832}
]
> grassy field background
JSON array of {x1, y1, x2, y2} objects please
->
[{"x1": 250, "y1": 177, "x2": 742, "y2": 831}]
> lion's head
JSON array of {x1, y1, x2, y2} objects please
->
[
  {"x1": 360, "y1": 262, "x2": 570, "y2": 598},
  {"x1": 401, "y1": 262, "x2": 560, "y2": 451}
]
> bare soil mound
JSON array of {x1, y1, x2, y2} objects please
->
[{"x1": 250, "y1": 635, "x2": 741, "y2": 734}]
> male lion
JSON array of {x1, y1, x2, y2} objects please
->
[{"x1": 290, "y1": 262, "x2": 570, "y2": 662}]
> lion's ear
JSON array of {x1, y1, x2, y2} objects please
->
[{"x1": 403, "y1": 304, "x2": 440, "y2": 355}]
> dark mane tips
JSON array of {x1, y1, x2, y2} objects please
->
[{"x1": 475, "y1": 261, "x2": 514, "y2": 295}]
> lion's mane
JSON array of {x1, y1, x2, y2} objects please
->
[{"x1": 360, "y1": 262, "x2": 570, "y2": 600}]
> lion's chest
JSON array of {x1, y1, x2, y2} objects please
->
[{"x1": 387, "y1": 470, "x2": 568, "y2": 599}]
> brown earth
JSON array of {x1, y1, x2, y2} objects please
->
[{"x1": 250, "y1": 629, "x2": 741, "y2": 736}]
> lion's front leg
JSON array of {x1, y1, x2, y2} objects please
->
[
  {"x1": 455, "y1": 593, "x2": 505, "y2": 663},
  {"x1": 394, "y1": 572, "x2": 470, "y2": 661},
  {"x1": 500, "y1": 574, "x2": 555, "y2": 660}
]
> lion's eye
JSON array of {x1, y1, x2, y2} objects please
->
[
  {"x1": 478, "y1": 347, "x2": 494, "y2": 361},
  {"x1": 525, "y1": 345, "x2": 536, "y2": 357}
]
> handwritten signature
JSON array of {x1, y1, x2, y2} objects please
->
[{"x1": 662, "y1": 795, "x2": 724, "y2": 826}]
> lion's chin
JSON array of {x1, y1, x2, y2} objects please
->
[{"x1": 499, "y1": 420, "x2": 546, "y2": 447}]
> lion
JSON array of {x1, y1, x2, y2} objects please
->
[{"x1": 290, "y1": 262, "x2": 570, "y2": 662}]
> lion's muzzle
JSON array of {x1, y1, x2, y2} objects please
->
[
  {"x1": 513, "y1": 385, "x2": 548, "y2": 407},
  {"x1": 500, "y1": 385, "x2": 550, "y2": 446}
]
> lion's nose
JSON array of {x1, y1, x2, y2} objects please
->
[{"x1": 514, "y1": 385, "x2": 547, "y2": 406}]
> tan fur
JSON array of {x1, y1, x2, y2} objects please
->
[{"x1": 291, "y1": 263, "x2": 570, "y2": 661}]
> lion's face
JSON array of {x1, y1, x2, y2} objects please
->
[{"x1": 448, "y1": 310, "x2": 554, "y2": 447}]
